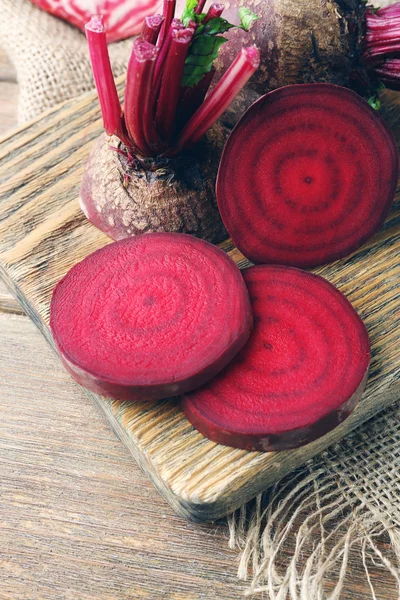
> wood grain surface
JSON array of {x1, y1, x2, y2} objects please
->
[
  {"x1": 3, "y1": 312, "x2": 400, "y2": 600},
  {"x1": 0, "y1": 279, "x2": 21, "y2": 313},
  {"x1": 0, "y1": 65, "x2": 399, "y2": 523},
  {"x1": 0, "y1": 311, "x2": 247, "y2": 600},
  {"x1": 0, "y1": 52, "x2": 22, "y2": 316},
  {"x1": 0, "y1": 47, "x2": 399, "y2": 600}
]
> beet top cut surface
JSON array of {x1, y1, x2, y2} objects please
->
[
  {"x1": 216, "y1": 83, "x2": 399, "y2": 268},
  {"x1": 50, "y1": 233, "x2": 253, "y2": 402},
  {"x1": 182, "y1": 265, "x2": 371, "y2": 452}
]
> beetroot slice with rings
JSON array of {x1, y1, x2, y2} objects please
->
[
  {"x1": 181, "y1": 265, "x2": 371, "y2": 452},
  {"x1": 50, "y1": 233, "x2": 253, "y2": 402},
  {"x1": 216, "y1": 83, "x2": 399, "y2": 268}
]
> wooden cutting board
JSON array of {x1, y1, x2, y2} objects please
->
[{"x1": 0, "y1": 83, "x2": 399, "y2": 522}]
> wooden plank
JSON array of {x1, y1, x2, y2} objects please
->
[
  {"x1": 0, "y1": 312, "x2": 398, "y2": 600},
  {"x1": 0, "y1": 85, "x2": 399, "y2": 521},
  {"x1": 0, "y1": 48, "x2": 20, "y2": 315},
  {"x1": 0, "y1": 279, "x2": 23, "y2": 314},
  {"x1": 0, "y1": 312, "x2": 245, "y2": 600}
]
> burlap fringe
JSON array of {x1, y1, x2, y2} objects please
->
[
  {"x1": 229, "y1": 482, "x2": 400, "y2": 599},
  {"x1": 228, "y1": 403, "x2": 400, "y2": 599}
]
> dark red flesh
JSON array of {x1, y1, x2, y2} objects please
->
[
  {"x1": 50, "y1": 233, "x2": 253, "y2": 402},
  {"x1": 181, "y1": 265, "x2": 370, "y2": 452},
  {"x1": 216, "y1": 84, "x2": 399, "y2": 268}
]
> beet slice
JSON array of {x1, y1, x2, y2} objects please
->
[
  {"x1": 181, "y1": 265, "x2": 370, "y2": 452},
  {"x1": 50, "y1": 233, "x2": 253, "y2": 402},
  {"x1": 216, "y1": 83, "x2": 399, "y2": 268}
]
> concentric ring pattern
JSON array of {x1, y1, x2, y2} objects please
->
[
  {"x1": 182, "y1": 265, "x2": 371, "y2": 451},
  {"x1": 217, "y1": 84, "x2": 399, "y2": 267},
  {"x1": 50, "y1": 233, "x2": 252, "y2": 396}
]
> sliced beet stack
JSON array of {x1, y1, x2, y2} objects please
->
[
  {"x1": 50, "y1": 233, "x2": 253, "y2": 402},
  {"x1": 182, "y1": 265, "x2": 370, "y2": 452},
  {"x1": 216, "y1": 83, "x2": 399, "y2": 268}
]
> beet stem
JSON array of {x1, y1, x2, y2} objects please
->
[
  {"x1": 124, "y1": 39, "x2": 161, "y2": 157},
  {"x1": 179, "y1": 69, "x2": 215, "y2": 128},
  {"x1": 141, "y1": 14, "x2": 164, "y2": 44},
  {"x1": 203, "y1": 3, "x2": 225, "y2": 23},
  {"x1": 374, "y1": 58, "x2": 400, "y2": 90},
  {"x1": 364, "y1": 3, "x2": 400, "y2": 84},
  {"x1": 171, "y1": 46, "x2": 260, "y2": 154},
  {"x1": 85, "y1": 15, "x2": 124, "y2": 138},
  {"x1": 157, "y1": 0, "x2": 176, "y2": 48},
  {"x1": 153, "y1": 19, "x2": 185, "y2": 111},
  {"x1": 155, "y1": 28, "x2": 194, "y2": 142},
  {"x1": 195, "y1": 0, "x2": 207, "y2": 14}
]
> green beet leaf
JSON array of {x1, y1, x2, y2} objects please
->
[
  {"x1": 182, "y1": 35, "x2": 227, "y2": 87},
  {"x1": 181, "y1": 0, "x2": 258, "y2": 87},
  {"x1": 238, "y1": 7, "x2": 259, "y2": 30},
  {"x1": 181, "y1": 0, "x2": 199, "y2": 26}
]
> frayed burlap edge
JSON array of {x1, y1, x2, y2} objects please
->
[{"x1": 228, "y1": 399, "x2": 400, "y2": 599}]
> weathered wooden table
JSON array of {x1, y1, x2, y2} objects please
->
[{"x1": 0, "y1": 48, "x2": 397, "y2": 599}]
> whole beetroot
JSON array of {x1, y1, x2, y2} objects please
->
[
  {"x1": 80, "y1": 126, "x2": 227, "y2": 242},
  {"x1": 81, "y1": 7, "x2": 260, "y2": 242},
  {"x1": 177, "y1": 0, "x2": 400, "y2": 99}
]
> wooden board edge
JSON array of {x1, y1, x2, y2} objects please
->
[
  {"x1": 0, "y1": 264, "x2": 233, "y2": 521},
  {"x1": 2, "y1": 259, "x2": 399, "y2": 521}
]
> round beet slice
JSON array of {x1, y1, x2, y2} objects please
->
[
  {"x1": 181, "y1": 265, "x2": 370, "y2": 452},
  {"x1": 216, "y1": 84, "x2": 399, "y2": 268},
  {"x1": 50, "y1": 233, "x2": 253, "y2": 402}
]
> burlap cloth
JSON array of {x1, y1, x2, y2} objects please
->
[
  {"x1": 0, "y1": 0, "x2": 133, "y2": 123},
  {"x1": 1, "y1": 1, "x2": 400, "y2": 597}
]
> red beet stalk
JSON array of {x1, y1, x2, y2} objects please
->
[
  {"x1": 155, "y1": 27, "x2": 194, "y2": 142},
  {"x1": 153, "y1": 19, "x2": 186, "y2": 96},
  {"x1": 364, "y1": 5, "x2": 400, "y2": 64},
  {"x1": 157, "y1": 0, "x2": 176, "y2": 47},
  {"x1": 374, "y1": 58, "x2": 400, "y2": 90},
  {"x1": 203, "y1": 3, "x2": 225, "y2": 23},
  {"x1": 179, "y1": 69, "x2": 216, "y2": 127},
  {"x1": 85, "y1": 16, "x2": 124, "y2": 139},
  {"x1": 216, "y1": 83, "x2": 399, "y2": 268},
  {"x1": 182, "y1": 265, "x2": 370, "y2": 452},
  {"x1": 50, "y1": 233, "x2": 253, "y2": 402},
  {"x1": 141, "y1": 14, "x2": 164, "y2": 44},
  {"x1": 85, "y1": 4, "x2": 260, "y2": 158},
  {"x1": 172, "y1": 46, "x2": 260, "y2": 154},
  {"x1": 194, "y1": 0, "x2": 207, "y2": 14},
  {"x1": 363, "y1": 4, "x2": 400, "y2": 87},
  {"x1": 124, "y1": 39, "x2": 163, "y2": 157}
]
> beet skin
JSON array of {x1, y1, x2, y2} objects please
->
[{"x1": 80, "y1": 127, "x2": 227, "y2": 244}]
